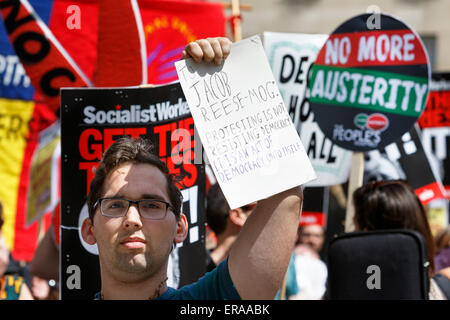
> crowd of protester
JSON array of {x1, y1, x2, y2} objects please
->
[
  {"x1": 2, "y1": 177, "x2": 449, "y2": 300},
  {"x1": 0, "y1": 36, "x2": 449, "y2": 301}
]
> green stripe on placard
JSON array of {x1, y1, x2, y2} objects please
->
[{"x1": 309, "y1": 65, "x2": 429, "y2": 117}]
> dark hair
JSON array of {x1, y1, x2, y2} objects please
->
[
  {"x1": 87, "y1": 137, "x2": 183, "y2": 222},
  {"x1": 353, "y1": 180, "x2": 436, "y2": 274},
  {"x1": 206, "y1": 183, "x2": 230, "y2": 236}
]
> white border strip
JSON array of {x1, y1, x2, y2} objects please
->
[{"x1": 131, "y1": 0, "x2": 148, "y2": 85}]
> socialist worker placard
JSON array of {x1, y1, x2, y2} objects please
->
[{"x1": 60, "y1": 83, "x2": 205, "y2": 299}]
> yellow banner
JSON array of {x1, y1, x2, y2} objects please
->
[
  {"x1": 0, "y1": 98, "x2": 34, "y2": 250},
  {"x1": 27, "y1": 122, "x2": 60, "y2": 225}
]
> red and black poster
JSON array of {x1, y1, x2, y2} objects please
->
[
  {"x1": 300, "y1": 187, "x2": 329, "y2": 228},
  {"x1": 60, "y1": 83, "x2": 205, "y2": 299},
  {"x1": 419, "y1": 73, "x2": 450, "y2": 198},
  {"x1": 364, "y1": 124, "x2": 446, "y2": 205},
  {"x1": 419, "y1": 73, "x2": 450, "y2": 129}
]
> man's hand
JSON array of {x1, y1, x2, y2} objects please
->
[{"x1": 182, "y1": 37, "x2": 232, "y2": 65}]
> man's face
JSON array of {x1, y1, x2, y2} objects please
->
[
  {"x1": 299, "y1": 225, "x2": 325, "y2": 253},
  {"x1": 88, "y1": 163, "x2": 182, "y2": 282}
]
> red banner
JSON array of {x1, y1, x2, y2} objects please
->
[
  {"x1": 300, "y1": 211, "x2": 326, "y2": 227},
  {"x1": 0, "y1": 0, "x2": 225, "y2": 261}
]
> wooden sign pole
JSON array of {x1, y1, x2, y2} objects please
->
[
  {"x1": 344, "y1": 152, "x2": 365, "y2": 232},
  {"x1": 231, "y1": 0, "x2": 242, "y2": 42},
  {"x1": 38, "y1": 217, "x2": 45, "y2": 242}
]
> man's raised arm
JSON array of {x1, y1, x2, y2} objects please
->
[
  {"x1": 183, "y1": 37, "x2": 305, "y2": 300},
  {"x1": 228, "y1": 186, "x2": 303, "y2": 299}
]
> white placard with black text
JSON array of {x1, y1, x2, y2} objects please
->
[{"x1": 175, "y1": 35, "x2": 316, "y2": 208}]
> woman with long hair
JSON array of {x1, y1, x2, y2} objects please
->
[{"x1": 352, "y1": 180, "x2": 448, "y2": 299}]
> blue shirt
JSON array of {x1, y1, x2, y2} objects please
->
[
  {"x1": 95, "y1": 258, "x2": 241, "y2": 300},
  {"x1": 275, "y1": 254, "x2": 299, "y2": 299}
]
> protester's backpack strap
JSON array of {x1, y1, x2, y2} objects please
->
[{"x1": 433, "y1": 274, "x2": 450, "y2": 300}]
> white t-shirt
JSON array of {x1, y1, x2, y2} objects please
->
[{"x1": 294, "y1": 253, "x2": 328, "y2": 300}]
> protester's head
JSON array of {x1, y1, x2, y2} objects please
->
[
  {"x1": 297, "y1": 224, "x2": 325, "y2": 253},
  {"x1": 206, "y1": 183, "x2": 255, "y2": 237},
  {"x1": 353, "y1": 180, "x2": 435, "y2": 272},
  {"x1": 82, "y1": 136, "x2": 187, "y2": 282},
  {"x1": 206, "y1": 184, "x2": 229, "y2": 236},
  {"x1": 87, "y1": 137, "x2": 183, "y2": 222}
]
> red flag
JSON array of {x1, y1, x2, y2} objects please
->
[
  {"x1": 94, "y1": 0, "x2": 147, "y2": 86},
  {"x1": 0, "y1": 0, "x2": 92, "y2": 113},
  {"x1": 140, "y1": 0, "x2": 226, "y2": 84}
]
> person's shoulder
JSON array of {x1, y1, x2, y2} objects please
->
[{"x1": 158, "y1": 258, "x2": 241, "y2": 300}]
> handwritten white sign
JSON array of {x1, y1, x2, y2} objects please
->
[
  {"x1": 175, "y1": 35, "x2": 316, "y2": 208},
  {"x1": 263, "y1": 32, "x2": 352, "y2": 187}
]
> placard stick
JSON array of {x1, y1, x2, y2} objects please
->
[
  {"x1": 231, "y1": 0, "x2": 242, "y2": 41},
  {"x1": 279, "y1": 271, "x2": 288, "y2": 300},
  {"x1": 330, "y1": 184, "x2": 346, "y2": 209},
  {"x1": 344, "y1": 152, "x2": 365, "y2": 232}
]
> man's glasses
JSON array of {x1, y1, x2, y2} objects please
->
[{"x1": 94, "y1": 198, "x2": 174, "y2": 220}]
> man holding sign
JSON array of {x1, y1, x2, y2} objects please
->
[{"x1": 81, "y1": 37, "x2": 305, "y2": 300}]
